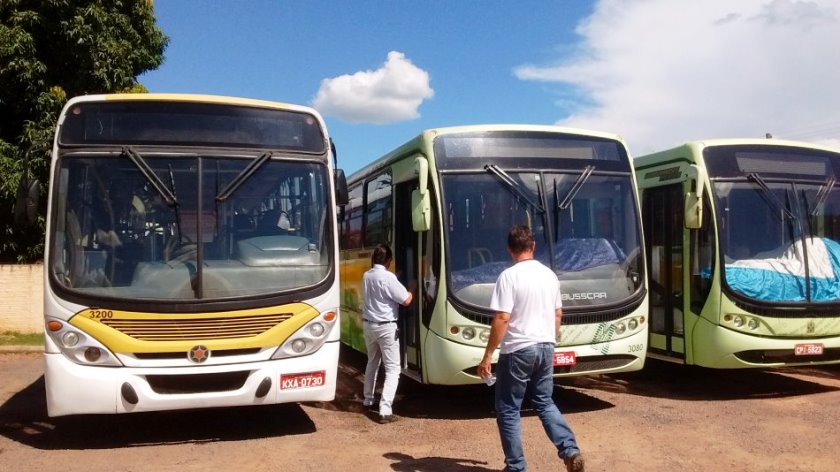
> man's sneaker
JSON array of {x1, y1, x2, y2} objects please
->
[
  {"x1": 378, "y1": 414, "x2": 399, "y2": 424},
  {"x1": 564, "y1": 453, "x2": 584, "y2": 472},
  {"x1": 362, "y1": 401, "x2": 376, "y2": 412}
]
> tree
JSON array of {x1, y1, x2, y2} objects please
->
[{"x1": 0, "y1": 0, "x2": 168, "y2": 262}]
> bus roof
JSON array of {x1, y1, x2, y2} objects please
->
[
  {"x1": 348, "y1": 124, "x2": 628, "y2": 184},
  {"x1": 64, "y1": 93, "x2": 321, "y2": 116},
  {"x1": 635, "y1": 138, "x2": 840, "y2": 167}
]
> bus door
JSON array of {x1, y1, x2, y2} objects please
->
[
  {"x1": 394, "y1": 180, "x2": 422, "y2": 377},
  {"x1": 643, "y1": 184, "x2": 686, "y2": 360}
]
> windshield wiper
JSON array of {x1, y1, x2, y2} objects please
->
[
  {"x1": 216, "y1": 151, "x2": 272, "y2": 202},
  {"x1": 484, "y1": 164, "x2": 544, "y2": 213},
  {"x1": 122, "y1": 147, "x2": 177, "y2": 206},
  {"x1": 747, "y1": 172, "x2": 795, "y2": 220},
  {"x1": 810, "y1": 176, "x2": 836, "y2": 216},
  {"x1": 556, "y1": 165, "x2": 594, "y2": 210}
]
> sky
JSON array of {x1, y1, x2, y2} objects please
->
[{"x1": 140, "y1": 0, "x2": 840, "y2": 174}]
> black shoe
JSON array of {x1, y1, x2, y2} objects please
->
[
  {"x1": 564, "y1": 453, "x2": 584, "y2": 472},
  {"x1": 378, "y1": 414, "x2": 399, "y2": 424}
]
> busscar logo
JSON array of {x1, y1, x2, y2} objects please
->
[
  {"x1": 806, "y1": 321, "x2": 816, "y2": 334},
  {"x1": 562, "y1": 292, "x2": 608, "y2": 301},
  {"x1": 188, "y1": 345, "x2": 211, "y2": 363}
]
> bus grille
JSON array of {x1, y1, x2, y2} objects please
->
[
  {"x1": 99, "y1": 313, "x2": 294, "y2": 341},
  {"x1": 146, "y1": 371, "x2": 250, "y2": 394},
  {"x1": 554, "y1": 354, "x2": 637, "y2": 374}
]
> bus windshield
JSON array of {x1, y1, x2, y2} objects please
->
[
  {"x1": 708, "y1": 145, "x2": 840, "y2": 303},
  {"x1": 443, "y1": 170, "x2": 642, "y2": 310},
  {"x1": 52, "y1": 152, "x2": 331, "y2": 301}
]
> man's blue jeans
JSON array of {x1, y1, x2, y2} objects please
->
[{"x1": 495, "y1": 342, "x2": 579, "y2": 471}]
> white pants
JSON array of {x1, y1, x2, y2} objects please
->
[{"x1": 363, "y1": 322, "x2": 401, "y2": 416}]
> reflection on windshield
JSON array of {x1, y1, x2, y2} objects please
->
[
  {"x1": 716, "y1": 180, "x2": 840, "y2": 302},
  {"x1": 443, "y1": 171, "x2": 642, "y2": 309},
  {"x1": 52, "y1": 154, "x2": 331, "y2": 301}
]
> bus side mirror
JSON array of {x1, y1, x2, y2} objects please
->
[
  {"x1": 335, "y1": 169, "x2": 349, "y2": 206},
  {"x1": 15, "y1": 178, "x2": 41, "y2": 226},
  {"x1": 411, "y1": 189, "x2": 430, "y2": 232},
  {"x1": 685, "y1": 192, "x2": 703, "y2": 229},
  {"x1": 683, "y1": 164, "x2": 705, "y2": 230}
]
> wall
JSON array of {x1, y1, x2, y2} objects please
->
[{"x1": 0, "y1": 264, "x2": 43, "y2": 333}]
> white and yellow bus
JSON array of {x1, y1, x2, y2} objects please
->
[
  {"x1": 339, "y1": 125, "x2": 648, "y2": 385},
  {"x1": 37, "y1": 94, "x2": 348, "y2": 416},
  {"x1": 635, "y1": 139, "x2": 840, "y2": 368}
]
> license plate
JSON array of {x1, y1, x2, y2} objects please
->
[
  {"x1": 794, "y1": 343, "x2": 824, "y2": 356},
  {"x1": 280, "y1": 370, "x2": 326, "y2": 390},
  {"x1": 553, "y1": 351, "x2": 577, "y2": 366}
]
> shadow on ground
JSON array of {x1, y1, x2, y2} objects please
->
[
  {"x1": 0, "y1": 376, "x2": 315, "y2": 450},
  {"x1": 309, "y1": 345, "x2": 614, "y2": 420},
  {"x1": 564, "y1": 358, "x2": 840, "y2": 401},
  {"x1": 383, "y1": 452, "x2": 498, "y2": 472}
]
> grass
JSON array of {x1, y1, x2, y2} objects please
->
[{"x1": 0, "y1": 331, "x2": 44, "y2": 346}]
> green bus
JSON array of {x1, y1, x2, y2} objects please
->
[
  {"x1": 339, "y1": 125, "x2": 648, "y2": 385},
  {"x1": 635, "y1": 139, "x2": 840, "y2": 368}
]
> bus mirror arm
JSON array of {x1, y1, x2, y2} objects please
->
[{"x1": 414, "y1": 156, "x2": 429, "y2": 196}]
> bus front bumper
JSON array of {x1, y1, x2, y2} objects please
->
[
  {"x1": 692, "y1": 319, "x2": 840, "y2": 368},
  {"x1": 422, "y1": 328, "x2": 647, "y2": 385},
  {"x1": 44, "y1": 341, "x2": 339, "y2": 417}
]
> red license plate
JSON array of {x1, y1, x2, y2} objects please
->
[
  {"x1": 553, "y1": 351, "x2": 577, "y2": 366},
  {"x1": 794, "y1": 343, "x2": 824, "y2": 356},
  {"x1": 280, "y1": 370, "x2": 326, "y2": 390}
]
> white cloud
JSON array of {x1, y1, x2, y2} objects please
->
[
  {"x1": 514, "y1": 0, "x2": 840, "y2": 155},
  {"x1": 312, "y1": 51, "x2": 434, "y2": 124}
]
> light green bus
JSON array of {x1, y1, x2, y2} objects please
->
[
  {"x1": 339, "y1": 125, "x2": 648, "y2": 385},
  {"x1": 635, "y1": 139, "x2": 840, "y2": 368}
]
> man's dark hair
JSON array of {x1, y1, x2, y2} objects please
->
[
  {"x1": 507, "y1": 225, "x2": 535, "y2": 254},
  {"x1": 371, "y1": 243, "x2": 393, "y2": 267}
]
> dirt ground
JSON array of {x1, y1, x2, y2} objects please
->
[{"x1": 1, "y1": 348, "x2": 839, "y2": 472}]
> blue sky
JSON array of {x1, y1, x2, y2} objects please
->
[{"x1": 141, "y1": 0, "x2": 840, "y2": 174}]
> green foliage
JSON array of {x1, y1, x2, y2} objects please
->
[
  {"x1": 0, "y1": 330, "x2": 44, "y2": 346},
  {"x1": 0, "y1": 0, "x2": 168, "y2": 262}
]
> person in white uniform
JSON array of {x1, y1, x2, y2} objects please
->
[
  {"x1": 362, "y1": 244, "x2": 413, "y2": 423},
  {"x1": 478, "y1": 225, "x2": 584, "y2": 472}
]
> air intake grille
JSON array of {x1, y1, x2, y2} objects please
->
[{"x1": 100, "y1": 312, "x2": 294, "y2": 341}]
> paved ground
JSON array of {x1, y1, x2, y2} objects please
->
[{"x1": 1, "y1": 347, "x2": 839, "y2": 471}]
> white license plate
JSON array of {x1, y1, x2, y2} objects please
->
[
  {"x1": 794, "y1": 343, "x2": 824, "y2": 356},
  {"x1": 280, "y1": 370, "x2": 326, "y2": 390},
  {"x1": 553, "y1": 351, "x2": 577, "y2": 366}
]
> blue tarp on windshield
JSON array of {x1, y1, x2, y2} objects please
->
[{"x1": 724, "y1": 237, "x2": 840, "y2": 302}]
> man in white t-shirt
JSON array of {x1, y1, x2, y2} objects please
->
[
  {"x1": 362, "y1": 244, "x2": 413, "y2": 424},
  {"x1": 478, "y1": 225, "x2": 584, "y2": 472}
]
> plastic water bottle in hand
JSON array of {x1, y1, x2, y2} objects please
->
[{"x1": 484, "y1": 374, "x2": 496, "y2": 386}]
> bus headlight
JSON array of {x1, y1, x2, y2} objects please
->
[
  {"x1": 614, "y1": 322, "x2": 626, "y2": 335},
  {"x1": 45, "y1": 317, "x2": 122, "y2": 367},
  {"x1": 733, "y1": 316, "x2": 744, "y2": 328},
  {"x1": 291, "y1": 339, "x2": 307, "y2": 353},
  {"x1": 84, "y1": 347, "x2": 102, "y2": 362},
  {"x1": 272, "y1": 310, "x2": 338, "y2": 359},
  {"x1": 479, "y1": 329, "x2": 490, "y2": 343},
  {"x1": 462, "y1": 327, "x2": 476, "y2": 340},
  {"x1": 61, "y1": 331, "x2": 80, "y2": 347},
  {"x1": 628, "y1": 319, "x2": 638, "y2": 330},
  {"x1": 747, "y1": 318, "x2": 759, "y2": 330},
  {"x1": 309, "y1": 322, "x2": 325, "y2": 337}
]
